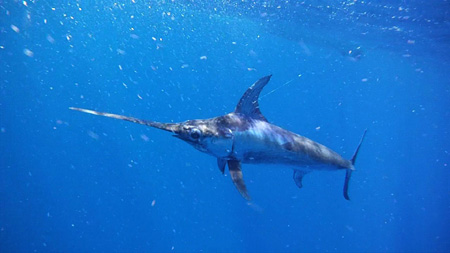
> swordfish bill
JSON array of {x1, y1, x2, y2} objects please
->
[{"x1": 70, "y1": 75, "x2": 366, "y2": 201}]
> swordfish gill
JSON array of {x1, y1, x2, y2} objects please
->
[{"x1": 70, "y1": 75, "x2": 367, "y2": 201}]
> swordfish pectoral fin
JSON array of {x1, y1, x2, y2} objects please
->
[{"x1": 227, "y1": 160, "x2": 251, "y2": 201}]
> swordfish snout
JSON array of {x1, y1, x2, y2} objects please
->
[{"x1": 69, "y1": 107, "x2": 182, "y2": 133}]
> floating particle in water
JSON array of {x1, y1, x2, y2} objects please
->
[
  {"x1": 249, "y1": 49, "x2": 258, "y2": 57},
  {"x1": 10, "y1": 25, "x2": 20, "y2": 33},
  {"x1": 23, "y1": 49, "x2": 34, "y2": 57},
  {"x1": 46, "y1": 34, "x2": 55, "y2": 43},
  {"x1": 140, "y1": 134, "x2": 149, "y2": 142},
  {"x1": 199, "y1": 55, "x2": 207, "y2": 60},
  {"x1": 361, "y1": 78, "x2": 368, "y2": 82},
  {"x1": 130, "y1": 34, "x2": 139, "y2": 39},
  {"x1": 390, "y1": 26, "x2": 402, "y2": 32},
  {"x1": 151, "y1": 200, "x2": 156, "y2": 206},
  {"x1": 87, "y1": 131, "x2": 99, "y2": 140},
  {"x1": 117, "y1": 49, "x2": 126, "y2": 55},
  {"x1": 181, "y1": 64, "x2": 189, "y2": 68},
  {"x1": 247, "y1": 67, "x2": 256, "y2": 71},
  {"x1": 407, "y1": 40, "x2": 415, "y2": 44}
]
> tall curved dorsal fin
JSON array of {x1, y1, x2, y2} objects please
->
[{"x1": 234, "y1": 75, "x2": 272, "y2": 121}]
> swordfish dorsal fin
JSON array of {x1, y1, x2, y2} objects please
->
[{"x1": 234, "y1": 75, "x2": 272, "y2": 121}]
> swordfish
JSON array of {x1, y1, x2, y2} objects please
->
[{"x1": 70, "y1": 75, "x2": 366, "y2": 201}]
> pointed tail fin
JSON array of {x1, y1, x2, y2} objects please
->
[{"x1": 343, "y1": 129, "x2": 367, "y2": 200}]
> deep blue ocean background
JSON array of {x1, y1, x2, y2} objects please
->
[{"x1": 1, "y1": 0, "x2": 449, "y2": 252}]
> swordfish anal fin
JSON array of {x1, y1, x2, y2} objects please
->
[
  {"x1": 227, "y1": 160, "x2": 251, "y2": 201},
  {"x1": 293, "y1": 170, "x2": 309, "y2": 189},
  {"x1": 234, "y1": 75, "x2": 272, "y2": 121}
]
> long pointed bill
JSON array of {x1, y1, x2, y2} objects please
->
[{"x1": 69, "y1": 107, "x2": 181, "y2": 133}]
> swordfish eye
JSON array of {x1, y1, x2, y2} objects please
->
[{"x1": 189, "y1": 128, "x2": 202, "y2": 141}]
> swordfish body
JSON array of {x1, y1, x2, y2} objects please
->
[{"x1": 70, "y1": 75, "x2": 366, "y2": 201}]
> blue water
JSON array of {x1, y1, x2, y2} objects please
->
[{"x1": 1, "y1": 1, "x2": 449, "y2": 252}]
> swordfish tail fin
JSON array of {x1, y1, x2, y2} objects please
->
[{"x1": 343, "y1": 129, "x2": 368, "y2": 200}]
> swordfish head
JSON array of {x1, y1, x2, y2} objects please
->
[{"x1": 171, "y1": 118, "x2": 235, "y2": 157}]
